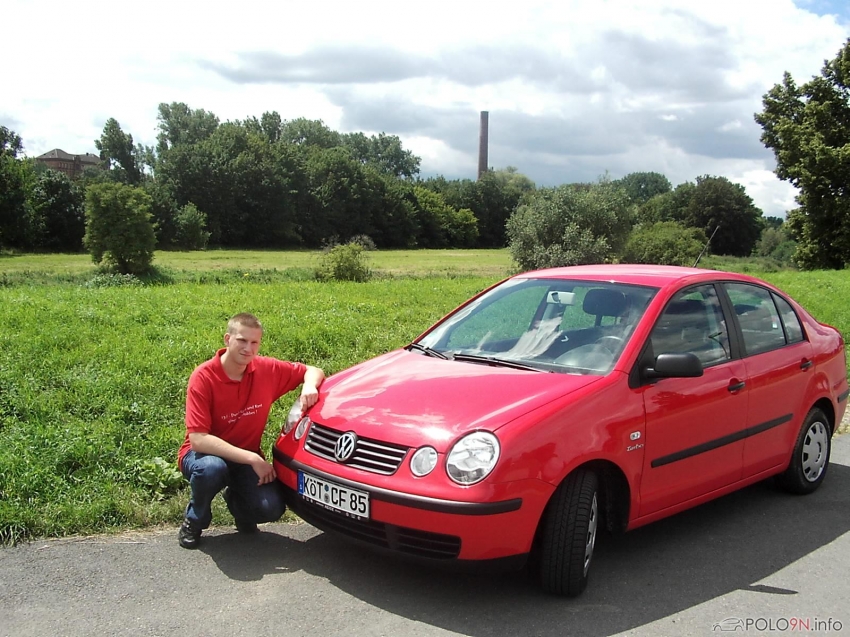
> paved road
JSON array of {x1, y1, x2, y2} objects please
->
[{"x1": 2, "y1": 436, "x2": 849, "y2": 637}]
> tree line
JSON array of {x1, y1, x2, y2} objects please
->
[
  {"x1": 0, "y1": 107, "x2": 537, "y2": 259},
  {"x1": 0, "y1": 108, "x2": 781, "y2": 274},
  {"x1": 11, "y1": 44, "x2": 850, "y2": 275}
]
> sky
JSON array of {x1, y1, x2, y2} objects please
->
[{"x1": 3, "y1": 0, "x2": 849, "y2": 219}]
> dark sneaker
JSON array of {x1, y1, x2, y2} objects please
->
[{"x1": 178, "y1": 520, "x2": 201, "y2": 549}]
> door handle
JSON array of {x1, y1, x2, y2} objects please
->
[
  {"x1": 728, "y1": 380, "x2": 746, "y2": 392},
  {"x1": 800, "y1": 360, "x2": 813, "y2": 370}
]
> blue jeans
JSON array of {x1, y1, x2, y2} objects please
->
[{"x1": 180, "y1": 450, "x2": 286, "y2": 530}]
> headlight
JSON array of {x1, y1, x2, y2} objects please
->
[
  {"x1": 446, "y1": 432, "x2": 500, "y2": 485},
  {"x1": 410, "y1": 447, "x2": 438, "y2": 477},
  {"x1": 283, "y1": 402, "x2": 302, "y2": 435}
]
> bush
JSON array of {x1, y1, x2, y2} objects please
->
[
  {"x1": 174, "y1": 202, "x2": 211, "y2": 250},
  {"x1": 755, "y1": 226, "x2": 797, "y2": 267},
  {"x1": 315, "y1": 242, "x2": 373, "y2": 282},
  {"x1": 349, "y1": 234, "x2": 377, "y2": 251},
  {"x1": 772, "y1": 240, "x2": 797, "y2": 266},
  {"x1": 755, "y1": 226, "x2": 784, "y2": 257},
  {"x1": 622, "y1": 221, "x2": 708, "y2": 266},
  {"x1": 506, "y1": 180, "x2": 632, "y2": 271},
  {"x1": 84, "y1": 182, "x2": 156, "y2": 275}
]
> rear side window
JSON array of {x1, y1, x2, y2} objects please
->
[
  {"x1": 772, "y1": 293, "x2": 804, "y2": 344},
  {"x1": 725, "y1": 283, "x2": 788, "y2": 355}
]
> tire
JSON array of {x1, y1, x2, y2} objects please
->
[
  {"x1": 776, "y1": 407, "x2": 831, "y2": 495},
  {"x1": 537, "y1": 469, "x2": 599, "y2": 597}
]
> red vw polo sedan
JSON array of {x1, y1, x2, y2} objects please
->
[{"x1": 272, "y1": 265, "x2": 847, "y2": 596}]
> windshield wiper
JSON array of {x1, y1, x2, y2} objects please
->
[
  {"x1": 406, "y1": 342, "x2": 449, "y2": 359},
  {"x1": 450, "y1": 352, "x2": 549, "y2": 373}
]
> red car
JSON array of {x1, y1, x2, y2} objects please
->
[{"x1": 272, "y1": 265, "x2": 847, "y2": 596}]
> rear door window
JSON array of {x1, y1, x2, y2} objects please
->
[{"x1": 725, "y1": 283, "x2": 788, "y2": 355}]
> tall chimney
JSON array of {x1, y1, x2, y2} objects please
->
[{"x1": 478, "y1": 110, "x2": 489, "y2": 180}]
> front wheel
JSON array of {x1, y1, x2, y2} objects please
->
[
  {"x1": 776, "y1": 407, "x2": 831, "y2": 494},
  {"x1": 537, "y1": 469, "x2": 599, "y2": 597}
]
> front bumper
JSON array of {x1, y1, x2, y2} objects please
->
[{"x1": 273, "y1": 446, "x2": 552, "y2": 565}]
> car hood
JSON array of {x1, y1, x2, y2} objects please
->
[{"x1": 310, "y1": 349, "x2": 603, "y2": 449}]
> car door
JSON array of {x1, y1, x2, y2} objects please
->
[
  {"x1": 638, "y1": 284, "x2": 747, "y2": 517},
  {"x1": 723, "y1": 283, "x2": 814, "y2": 478}
]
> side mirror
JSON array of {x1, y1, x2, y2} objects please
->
[{"x1": 643, "y1": 352, "x2": 704, "y2": 380}]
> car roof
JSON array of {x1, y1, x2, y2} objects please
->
[{"x1": 515, "y1": 264, "x2": 756, "y2": 289}]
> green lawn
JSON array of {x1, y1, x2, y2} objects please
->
[
  {"x1": 0, "y1": 265, "x2": 500, "y2": 544},
  {"x1": 0, "y1": 248, "x2": 514, "y2": 280}
]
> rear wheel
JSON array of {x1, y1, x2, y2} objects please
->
[
  {"x1": 537, "y1": 469, "x2": 599, "y2": 597},
  {"x1": 776, "y1": 407, "x2": 831, "y2": 494}
]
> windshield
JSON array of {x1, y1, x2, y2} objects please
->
[{"x1": 416, "y1": 278, "x2": 658, "y2": 374}]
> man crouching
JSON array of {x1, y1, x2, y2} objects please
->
[{"x1": 177, "y1": 312, "x2": 324, "y2": 549}]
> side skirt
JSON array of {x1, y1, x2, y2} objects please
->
[{"x1": 626, "y1": 464, "x2": 784, "y2": 531}]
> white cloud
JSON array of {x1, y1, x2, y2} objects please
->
[
  {"x1": 719, "y1": 120, "x2": 744, "y2": 133},
  {"x1": 3, "y1": 0, "x2": 847, "y2": 219}
]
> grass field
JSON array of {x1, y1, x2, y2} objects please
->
[
  {"x1": 0, "y1": 248, "x2": 514, "y2": 283},
  {"x1": 1, "y1": 249, "x2": 848, "y2": 544},
  {"x1": 0, "y1": 250, "x2": 504, "y2": 544}
]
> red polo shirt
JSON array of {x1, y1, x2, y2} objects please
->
[{"x1": 178, "y1": 348, "x2": 307, "y2": 466}]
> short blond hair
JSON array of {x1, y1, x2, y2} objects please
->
[{"x1": 227, "y1": 313, "x2": 263, "y2": 334}]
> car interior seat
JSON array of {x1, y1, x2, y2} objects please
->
[
  {"x1": 582, "y1": 288, "x2": 628, "y2": 327},
  {"x1": 651, "y1": 298, "x2": 724, "y2": 364}
]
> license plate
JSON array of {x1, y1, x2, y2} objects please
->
[{"x1": 297, "y1": 471, "x2": 370, "y2": 519}]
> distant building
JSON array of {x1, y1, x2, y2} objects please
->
[{"x1": 35, "y1": 149, "x2": 101, "y2": 179}]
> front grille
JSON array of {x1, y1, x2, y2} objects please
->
[
  {"x1": 289, "y1": 495, "x2": 461, "y2": 560},
  {"x1": 305, "y1": 423, "x2": 409, "y2": 475}
]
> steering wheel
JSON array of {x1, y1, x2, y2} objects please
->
[{"x1": 596, "y1": 335, "x2": 623, "y2": 352}]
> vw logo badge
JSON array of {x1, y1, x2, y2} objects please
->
[{"x1": 335, "y1": 432, "x2": 357, "y2": 462}]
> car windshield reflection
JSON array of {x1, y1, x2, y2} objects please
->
[{"x1": 417, "y1": 278, "x2": 658, "y2": 375}]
